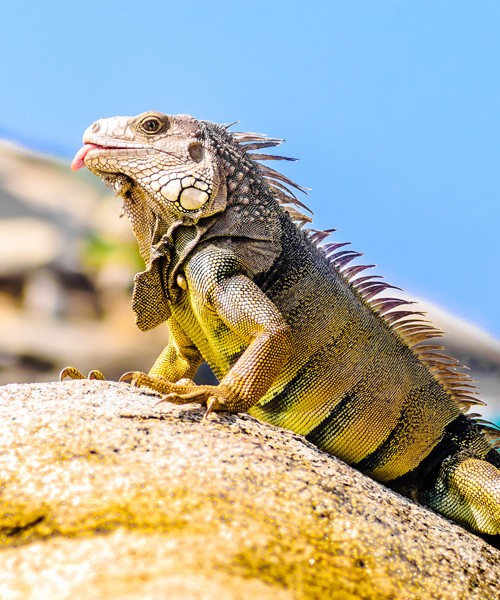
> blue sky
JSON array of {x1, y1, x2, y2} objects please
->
[{"x1": 1, "y1": 1, "x2": 499, "y2": 336}]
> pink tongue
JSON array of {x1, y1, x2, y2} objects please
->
[{"x1": 71, "y1": 143, "x2": 98, "y2": 171}]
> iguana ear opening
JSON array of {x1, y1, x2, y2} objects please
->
[{"x1": 188, "y1": 142, "x2": 204, "y2": 163}]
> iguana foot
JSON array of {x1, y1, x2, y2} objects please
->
[
  {"x1": 158, "y1": 387, "x2": 227, "y2": 420},
  {"x1": 120, "y1": 371, "x2": 229, "y2": 419},
  {"x1": 60, "y1": 367, "x2": 107, "y2": 381}
]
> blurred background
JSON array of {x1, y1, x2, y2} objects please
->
[{"x1": 0, "y1": 1, "x2": 498, "y2": 423}]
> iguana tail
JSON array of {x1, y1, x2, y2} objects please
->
[{"x1": 420, "y1": 419, "x2": 500, "y2": 535}]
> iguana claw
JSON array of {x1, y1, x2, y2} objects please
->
[
  {"x1": 203, "y1": 397, "x2": 219, "y2": 421},
  {"x1": 118, "y1": 371, "x2": 136, "y2": 384}
]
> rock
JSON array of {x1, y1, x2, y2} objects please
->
[{"x1": 0, "y1": 381, "x2": 498, "y2": 599}]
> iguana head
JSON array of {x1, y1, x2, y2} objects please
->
[
  {"x1": 73, "y1": 111, "x2": 309, "y2": 266},
  {"x1": 72, "y1": 111, "x2": 234, "y2": 264},
  {"x1": 73, "y1": 111, "x2": 228, "y2": 216}
]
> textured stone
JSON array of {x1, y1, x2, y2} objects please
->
[{"x1": 0, "y1": 381, "x2": 498, "y2": 599}]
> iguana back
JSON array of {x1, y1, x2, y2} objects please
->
[{"x1": 67, "y1": 111, "x2": 500, "y2": 539}]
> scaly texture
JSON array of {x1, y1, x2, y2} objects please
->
[{"x1": 66, "y1": 111, "x2": 500, "y2": 539}]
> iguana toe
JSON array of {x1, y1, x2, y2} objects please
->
[
  {"x1": 60, "y1": 367, "x2": 107, "y2": 381},
  {"x1": 120, "y1": 371, "x2": 178, "y2": 395},
  {"x1": 59, "y1": 366, "x2": 86, "y2": 381},
  {"x1": 88, "y1": 370, "x2": 106, "y2": 380}
]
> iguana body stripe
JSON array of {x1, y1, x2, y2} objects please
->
[{"x1": 65, "y1": 111, "x2": 500, "y2": 540}]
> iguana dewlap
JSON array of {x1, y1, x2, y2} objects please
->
[{"x1": 64, "y1": 111, "x2": 500, "y2": 539}]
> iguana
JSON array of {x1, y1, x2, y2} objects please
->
[{"x1": 64, "y1": 110, "x2": 500, "y2": 538}]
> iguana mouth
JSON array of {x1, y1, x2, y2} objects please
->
[
  {"x1": 70, "y1": 143, "x2": 134, "y2": 195},
  {"x1": 71, "y1": 143, "x2": 99, "y2": 171},
  {"x1": 71, "y1": 143, "x2": 140, "y2": 172}
]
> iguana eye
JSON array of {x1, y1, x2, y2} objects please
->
[{"x1": 139, "y1": 116, "x2": 164, "y2": 135}]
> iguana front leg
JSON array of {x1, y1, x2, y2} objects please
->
[
  {"x1": 125, "y1": 248, "x2": 294, "y2": 416},
  {"x1": 63, "y1": 247, "x2": 293, "y2": 417}
]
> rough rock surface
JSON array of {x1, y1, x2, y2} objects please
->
[{"x1": 0, "y1": 381, "x2": 499, "y2": 600}]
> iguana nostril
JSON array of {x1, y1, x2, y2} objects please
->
[{"x1": 91, "y1": 121, "x2": 100, "y2": 133}]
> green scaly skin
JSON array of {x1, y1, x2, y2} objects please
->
[{"x1": 64, "y1": 111, "x2": 500, "y2": 539}]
